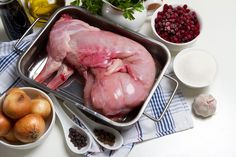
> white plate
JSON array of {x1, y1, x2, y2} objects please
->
[{"x1": 173, "y1": 48, "x2": 218, "y2": 88}]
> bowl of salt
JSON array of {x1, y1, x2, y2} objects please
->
[{"x1": 173, "y1": 48, "x2": 218, "y2": 88}]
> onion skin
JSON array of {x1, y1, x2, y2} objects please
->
[
  {"x1": 0, "y1": 112, "x2": 11, "y2": 136},
  {"x1": 4, "y1": 128, "x2": 19, "y2": 142},
  {"x1": 31, "y1": 98, "x2": 51, "y2": 119},
  {"x1": 14, "y1": 114, "x2": 45, "y2": 143},
  {"x1": 7, "y1": 88, "x2": 25, "y2": 95},
  {"x1": 3, "y1": 88, "x2": 31, "y2": 119}
]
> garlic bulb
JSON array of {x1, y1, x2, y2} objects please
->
[{"x1": 192, "y1": 94, "x2": 217, "y2": 117}]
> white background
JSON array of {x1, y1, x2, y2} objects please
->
[{"x1": 0, "y1": 0, "x2": 236, "y2": 156}]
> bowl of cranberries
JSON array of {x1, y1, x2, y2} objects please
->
[{"x1": 151, "y1": 4, "x2": 202, "y2": 52}]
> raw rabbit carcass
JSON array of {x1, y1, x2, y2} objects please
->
[{"x1": 35, "y1": 14, "x2": 157, "y2": 120}]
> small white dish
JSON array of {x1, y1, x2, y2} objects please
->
[
  {"x1": 63, "y1": 101, "x2": 124, "y2": 150},
  {"x1": 0, "y1": 87, "x2": 56, "y2": 149},
  {"x1": 49, "y1": 94, "x2": 92, "y2": 154},
  {"x1": 101, "y1": 0, "x2": 147, "y2": 31},
  {"x1": 173, "y1": 48, "x2": 218, "y2": 88}
]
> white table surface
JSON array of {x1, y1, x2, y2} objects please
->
[{"x1": 1, "y1": 0, "x2": 236, "y2": 156}]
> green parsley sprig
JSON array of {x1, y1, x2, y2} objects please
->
[{"x1": 70, "y1": 0, "x2": 144, "y2": 20}]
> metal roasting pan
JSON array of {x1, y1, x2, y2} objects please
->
[{"x1": 16, "y1": 6, "x2": 178, "y2": 129}]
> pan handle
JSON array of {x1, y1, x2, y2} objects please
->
[
  {"x1": 13, "y1": 18, "x2": 46, "y2": 52},
  {"x1": 143, "y1": 74, "x2": 179, "y2": 122}
]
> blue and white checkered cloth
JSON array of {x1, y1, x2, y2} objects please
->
[{"x1": 0, "y1": 33, "x2": 193, "y2": 157}]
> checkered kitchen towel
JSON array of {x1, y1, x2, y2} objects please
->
[{"x1": 0, "y1": 33, "x2": 193, "y2": 157}]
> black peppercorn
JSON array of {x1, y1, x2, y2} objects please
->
[
  {"x1": 68, "y1": 127, "x2": 87, "y2": 149},
  {"x1": 94, "y1": 129, "x2": 115, "y2": 146}
]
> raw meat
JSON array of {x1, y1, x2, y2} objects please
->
[{"x1": 35, "y1": 14, "x2": 157, "y2": 119}]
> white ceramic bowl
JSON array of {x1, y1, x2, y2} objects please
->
[
  {"x1": 151, "y1": 3, "x2": 202, "y2": 52},
  {"x1": 173, "y1": 48, "x2": 218, "y2": 88},
  {"x1": 0, "y1": 87, "x2": 56, "y2": 149},
  {"x1": 102, "y1": 1, "x2": 147, "y2": 31}
]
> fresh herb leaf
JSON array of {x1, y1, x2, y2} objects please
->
[
  {"x1": 70, "y1": 0, "x2": 80, "y2": 6},
  {"x1": 123, "y1": 9, "x2": 135, "y2": 20},
  {"x1": 81, "y1": 0, "x2": 103, "y2": 15},
  {"x1": 70, "y1": 0, "x2": 144, "y2": 20},
  {"x1": 120, "y1": 0, "x2": 144, "y2": 20}
]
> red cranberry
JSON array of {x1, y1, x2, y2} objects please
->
[{"x1": 154, "y1": 4, "x2": 200, "y2": 43}]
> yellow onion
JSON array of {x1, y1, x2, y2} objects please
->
[
  {"x1": 0, "y1": 112, "x2": 11, "y2": 136},
  {"x1": 4, "y1": 128, "x2": 19, "y2": 142},
  {"x1": 3, "y1": 88, "x2": 31, "y2": 119},
  {"x1": 31, "y1": 98, "x2": 51, "y2": 119},
  {"x1": 14, "y1": 114, "x2": 45, "y2": 143}
]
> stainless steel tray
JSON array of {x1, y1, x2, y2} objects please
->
[{"x1": 16, "y1": 6, "x2": 178, "y2": 129}]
